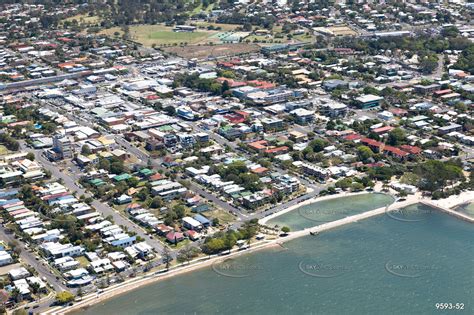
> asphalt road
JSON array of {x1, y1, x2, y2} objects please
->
[
  {"x1": 20, "y1": 142, "x2": 167, "y2": 256},
  {"x1": 0, "y1": 225, "x2": 67, "y2": 293},
  {"x1": 114, "y1": 136, "x2": 246, "y2": 219}
]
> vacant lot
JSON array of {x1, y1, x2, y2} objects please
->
[
  {"x1": 163, "y1": 43, "x2": 261, "y2": 59},
  {"x1": 100, "y1": 24, "x2": 217, "y2": 46},
  {"x1": 63, "y1": 13, "x2": 102, "y2": 25}
]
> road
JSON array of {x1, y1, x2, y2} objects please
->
[
  {"x1": 114, "y1": 136, "x2": 247, "y2": 219},
  {"x1": 41, "y1": 95, "x2": 326, "y2": 221},
  {"x1": 20, "y1": 142, "x2": 167, "y2": 256},
  {"x1": 0, "y1": 225, "x2": 67, "y2": 293}
]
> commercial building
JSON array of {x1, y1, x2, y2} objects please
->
[{"x1": 355, "y1": 94, "x2": 383, "y2": 109}]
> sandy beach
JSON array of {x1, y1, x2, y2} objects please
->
[{"x1": 47, "y1": 189, "x2": 474, "y2": 315}]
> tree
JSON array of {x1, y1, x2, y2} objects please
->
[
  {"x1": 26, "y1": 152, "x2": 35, "y2": 161},
  {"x1": 8, "y1": 240, "x2": 20, "y2": 256},
  {"x1": 242, "y1": 22, "x2": 252, "y2": 32},
  {"x1": 369, "y1": 166, "x2": 395, "y2": 181},
  {"x1": 309, "y1": 139, "x2": 328, "y2": 153},
  {"x1": 164, "y1": 106, "x2": 176, "y2": 116},
  {"x1": 454, "y1": 44, "x2": 474, "y2": 74},
  {"x1": 387, "y1": 128, "x2": 406, "y2": 146},
  {"x1": 335, "y1": 178, "x2": 352, "y2": 190},
  {"x1": 162, "y1": 247, "x2": 173, "y2": 270},
  {"x1": 136, "y1": 188, "x2": 149, "y2": 201},
  {"x1": 81, "y1": 144, "x2": 91, "y2": 155},
  {"x1": 56, "y1": 291, "x2": 75, "y2": 304},
  {"x1": 420, "y1": 55, "x2": 438, "y2": 74},
  {"x1": 357, "y1": 146, "x2": 374, "y2": 162},
  {"x1": 98, "y1": 159, "x2": 110, "y2": 172},
  {"x1": 77, "y1": 285, "x2": 83, "y2": 297},
  {"x1": 414, "y1": 160, "x2": 464, "y2": 193},
  {"x1": 281, "y1": 226, "x2": 290, "y2": 234},
  {"x1": 30, "y1": 282, "x2": 41, "y2": 295},
  {"x1": 110, "y1": 161, "x2": 125, "y2": 174},
  {"x1": 221, "y1": 80, "x2": 230, "y2": 94},
  {"x1": 10, "y1": 288, "x2": 22, "y2": 303},
  {"x1": 177, "y1": 245, "x2": 200, "y2": 264},
  {"x1": 150, "y1": 196, "x2": 164, "y2": 209},
  {"x1": 202, "y1": 238, "x2": 226, "y2": 255},
  {"x1": 441, "y1": 26, "x2": 459, "y2": 38},
  {"x1": 350, "y1": 182, "x2": 364, "y2": 192}
]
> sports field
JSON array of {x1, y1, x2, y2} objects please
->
[{"x1": 100, "y1": 24, "x2": 218, "y2": 46}]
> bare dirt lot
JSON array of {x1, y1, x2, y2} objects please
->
[{"x1": 162, "y1": 43, "x2": 261, "y2": 60}]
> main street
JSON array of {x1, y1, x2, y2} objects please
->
[
  {"x1": 38, "y1": 96, "x2": 328, "y2": 226},
  {"x1": 38, "y1": 86, "x2": 326, "y2": 222}
]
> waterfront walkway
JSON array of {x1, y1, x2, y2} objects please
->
[
  {"x1": 282, "y1": 191, "x2": 474, "y2": 241},
  {"x1": 44, "y1": 191, "x2": 473, "y2": 314},
  {"x1": 421, "y1": 200, "x2": 474, "y2": 223},
  {"x1": 284, "y1": 198, "x2": 418, "y2": 241}
]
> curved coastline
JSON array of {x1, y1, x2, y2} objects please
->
[
  {"x1": 260, "y1": 191, "x2": 395, "y2": 225},
  {"x1": 50, "y1": 190, "x2": 474, "y2": 315}
]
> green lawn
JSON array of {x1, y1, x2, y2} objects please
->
[
  {"x1": 191, "y1": 3, "x2": 215, "y2": 16},
  {"x1": 76, "y1": 256, "x2": 90, "y2": 268},
  {"x1": 101, "y1": 24, "x2": 217, "y2": 46},
  {"x1": 63, "y1": 13, "x2": 102, "y2": 25},
  {"x1": 0, "y1": 145, "x2": 9, "y2": 156},
  {"x1": 204, "y1": 209, "x2": 236, "y2": 225}
]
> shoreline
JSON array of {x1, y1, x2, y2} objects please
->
[
  {"x1": 51, "y1": 240, "x2": 282, "y2": 315},
  {"x1": 48, "y1": 190, "x2": 473, "y2": 315},
  {"x1": 259, "y1": 183, "x2": 390, "y2": 225}
]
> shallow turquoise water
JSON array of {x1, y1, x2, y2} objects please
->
[
  {"x1": 456, "y1": 203, "x2": 474, "y2": 219},
  {"x1": 266, "y1": 193, "x2": 394, "y2": 231},
  {"x1": 80, "y1": 205, "x2": 473, "y2": 315}
]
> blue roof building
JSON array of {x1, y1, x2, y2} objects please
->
[{"x1": 193, "y1": 214, "x2": 211, "y2": 227}]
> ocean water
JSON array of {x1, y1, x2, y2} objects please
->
[
  {"x1": 456, "y1": 202, "x2": 474, "y2": 219},
  {"x1": 266, "y1": 193, "x2": 395, "y2": 231},
  {"x1": 79, "y1": 205, "x2": 473, "y2": 315}
]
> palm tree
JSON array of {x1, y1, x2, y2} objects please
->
[{"x1": 10, "y1": 288, "x2": 22, "y2": 303}]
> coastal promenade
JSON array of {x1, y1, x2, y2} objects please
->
[
  {"x1": 44, "y1": 191, "x2": 473, "y2": 314},
  {"x1": 282, "y1": 197, "x2": 419, "y2": 242},
  {"x1": 421, "y1": 201, "x2": 474, "y2": 223}
]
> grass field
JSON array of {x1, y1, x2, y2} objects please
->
[
  {"x1": 0, "y1": 145, "x2": 9, "y2": 156},
  {"x1": 63, "y1": 13, "x2": 102, "y2": 25},
  {"x1": 204, "y1": 209, "x2": 236, "y2": 225},
  {"x1": 191, "y1": 3, "x2": 215, "y2": 16},
  {"x1": 100, "y1": 24, "x2": 217, "y2": 46}
]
